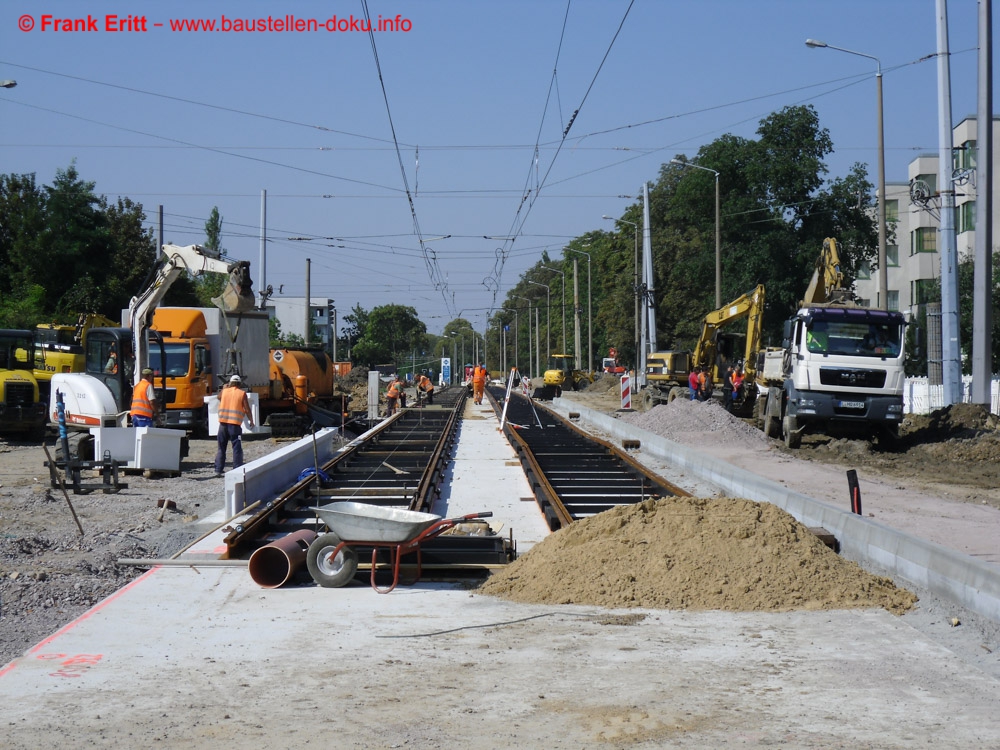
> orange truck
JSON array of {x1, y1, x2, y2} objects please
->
[{"x1": 149, "y1": 307, "x2": 270, "y2": 433}]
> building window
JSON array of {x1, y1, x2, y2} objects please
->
[
  {"x1": 887, "y1": 244, "x2": 899, "y2": 266},
  {"x1": 912, "y1": 279, "x2": 935, "y2": 305},
  {"x1": 911, "y1": 227, "x2": 937, "y2": 254},
  {"x1": 957, "y1": 200, "x2": 976, "y2": 234},
  {"x1": 857, "y1": 261, "x2": 871, "y2": 280},
  {"x1": 953, "y1": 140, "x2": 976, "y2": 171},
  {"x1": 885, "y1": 199, "x2": 899, "y2": 222},
  {"x1": 915, "y1": 173, "x2": 937, "y2": 194},
  {"x1": 856, "y1": 297, "x2": 871, "y2": 307},
  {"x1": 887, "y1": 290, "x2": 899, "y2": 312}
]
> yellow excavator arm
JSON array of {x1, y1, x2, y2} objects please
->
[
  {"x1": 693, "y1": 284, "x2": 766, "y2": 380},
  {"x1": 800, "y1": 237, "x2": 849, "y2": 306}
]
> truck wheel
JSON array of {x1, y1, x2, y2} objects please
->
[
  {"x1": 667, "y1": 387, "x2": 684, "y2": 403},
  {"x1": 782, "y1": 415, "x2": 801, "y2": 449},
  {"x1": 641, "y1": 389, "x2": 656, "y2": 411},
  {"x1": 306, "y1": 533, "x2": 358, "y2": 588}
]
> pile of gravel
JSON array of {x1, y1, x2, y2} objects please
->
[{"x1": 618, "y1": 398, "x2": 770, "y2": 450}]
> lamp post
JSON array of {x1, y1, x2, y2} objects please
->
[
  {"x1": 670, "y1": 159, "x2": 721, "y2": 308},
  {"x1": 541, "y1": 265, "x2": 566, "y2": 355},
  {"x1": 603, "y1": 216, "x2": 639, "y2": 371},
  {"x1": 513, "y1": 295, "x2": 532, "y2": 376},
  {"x1": 566, "y1": 247, "x2": 592, "y2": 372},
  {"x1": 527, "y1": 280, "x2": 551, "y2": 362},
  {"x1": 806, "y1": 38, "x2": 888, "y2": 311}
]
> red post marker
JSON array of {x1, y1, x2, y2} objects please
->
[{"x1": 846, "y1": 469, "x2": 862, "y2": 515}]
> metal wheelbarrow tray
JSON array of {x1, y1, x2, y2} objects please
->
[{"x1": 307, "y1": 501, "x2": 492, "y2": 593}]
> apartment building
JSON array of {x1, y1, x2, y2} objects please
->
[
  {"x1": 265, "y1": 296, "x2": 335, "y2": 348},
  {"x1": 854, "y1": 115, "x2": 1000, "y2": 318}
]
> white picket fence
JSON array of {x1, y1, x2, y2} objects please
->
[{"x1": 904, "y1": 376, "x2": 1000, "y2": 414}]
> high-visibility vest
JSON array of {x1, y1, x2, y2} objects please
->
[
  {"x1": 131, "y1": 379, "x2": 154, "y2": 419},
  {"x1": 219, "y1": 386, "x2": 248, "y2": 425},
  {"x1": 387, "y1": 382, "x2": 402, "y2": 399},
  {"x1": 473, "y1": 366, "x2": 486, "y2": 384},
  {"x1": 418, "y1": 375, "x2": 433, "y2": 392}
]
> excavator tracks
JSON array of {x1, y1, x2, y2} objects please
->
[{"x1": 492, "y1": 387, "x2": 689, "y2": 530}]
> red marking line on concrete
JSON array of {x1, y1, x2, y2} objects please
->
[{"x1": 0, "y1": 566, "x2": 161, "y2": 678}]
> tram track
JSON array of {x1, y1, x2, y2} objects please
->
[
  {"x1": 222, "y1": 386, "x2": 511, "y2": 570},
  {"x1": 490, "y1": 386, "x2": 689, "y2": 531}
]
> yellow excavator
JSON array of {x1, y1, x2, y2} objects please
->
[
  {"x1": 532, "y1": 354, "x2": 594, "y2": 400},
  {"x1": 642, "y1": 284, "x2": 765, "y2": 414}
]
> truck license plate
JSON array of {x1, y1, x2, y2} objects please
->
[{"x1": 838, "y1": 400, "x2": 865, "y2": 409}]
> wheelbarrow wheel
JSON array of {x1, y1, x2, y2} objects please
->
[{"x1": 306, "y1": 533, "x2": 358, "y2": 588}]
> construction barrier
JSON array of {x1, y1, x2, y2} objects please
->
[{"x1": 620, "y1": 374, "x2": 631, "y2": 410}]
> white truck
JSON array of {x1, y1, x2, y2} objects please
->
[{"x1": 756, "y1": 238, "x2": 906, "y2": 448}]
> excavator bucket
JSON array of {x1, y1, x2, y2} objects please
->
[{"x1": 212, "y1": 261, "x2": 256, "y2": 313}]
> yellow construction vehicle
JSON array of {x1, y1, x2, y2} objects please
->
[
  {"x1": 642, "y1": 284, "x2": 765, "y2": 414},
  {"x1": 0, "y1": 329, "x2": 47, "y2": 438},
  {"x1": 33, "y1": 313, "x2": 118, "y2": 400},
  {"x1": 532, "y1": 354, "x2": 593, "y2": 400}
]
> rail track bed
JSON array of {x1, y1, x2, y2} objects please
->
[
  {"x1": 224, "y1": 386, "x2": 513, "y2": 576},
  {"x1": 492, "y1": 387, "x2": 689, "y2": 530}
]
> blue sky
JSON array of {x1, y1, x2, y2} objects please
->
[{"x1": 0, "y1": 0, "x2": 993, "y2": 335}]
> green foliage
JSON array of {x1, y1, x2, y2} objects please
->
[
  {"x1": 579, "y1": 105, "x2": 878, "y2": 356},
  {"x1": 958, "y1": 251, "x2": 1000, "y2": 374},
  {"x1": 0, "y1": 165, "x2": 159, "y2": 327},
  {"x1": 268, "y1": 316, "x2": 283, "y2": 347},
  {"x1": 351, "y1": 304, "x2": 426, "y2": 367},
  {"x1": 194, "y1": 207, "x2": 228, "y2": 307}
]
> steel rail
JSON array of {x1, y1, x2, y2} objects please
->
[
  {"x1": 222, "y1": 386, "x2": 468, "y2": 559},
  {"x1": 493, "y1": 388, "x2": 689, "y2": 531}
]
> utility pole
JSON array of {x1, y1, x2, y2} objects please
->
[
  {"x1": 573, "y1": 259, "x2": 582, "y2": 370},
  {"x1": 304, "y1": 258, "x2": 311, "y2": 346}
]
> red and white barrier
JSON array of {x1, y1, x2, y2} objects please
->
[{"x1": 620, "y1": 374, "x2": 631, "y2": 410}]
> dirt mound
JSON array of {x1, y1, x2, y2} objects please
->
[
  {"x1": 583, "y1": 374, "x2": 621, "y2": 393},
  {"x1": 479, "y1": 497, "x2": 916, "y2": 614},
  {"x1": 904, "y1": 402, "x2": 997, "y2": 442}
]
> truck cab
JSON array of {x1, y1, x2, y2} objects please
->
[{"x1": 149, "y1": 308, "x2": 215, "y2": 432}]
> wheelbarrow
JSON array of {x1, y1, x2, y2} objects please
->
[{"x1": 307, "y1": 501, "x2": 493, "y2": 593}]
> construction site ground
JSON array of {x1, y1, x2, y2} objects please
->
[{"x1": 1, "y1": 385, "x2": 999, "y2": 747}]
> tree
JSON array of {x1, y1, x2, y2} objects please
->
[
  {"x1": 958, "y1": 251, "x2": 1000, "y2": 374},
  {"x1": 194, "y1": 207, "x2": 229, "y2": 307},
  {"x1": 101, "y1": 196, "x2": 158, "y2": 321},
  {"x1": 340, "y1": 304, "x2": 369, "y2": 360},
  {"x1": 351, "y1": 304, "x2": 426, "y2": 367}
]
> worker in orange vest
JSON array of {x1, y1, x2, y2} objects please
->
[
  {"x1": 417, "y1": 373, "x2": 434, "y2": 405},
  {"x1": 472, "y1": 362, "x2": 487, "y2": 405},
  {"x1": 130, "y1": 367, "x2": 158, "y2": 427},
  {"x1": 385, "y1": 376, "x2": 403, "y2": 416},
  {"x1": 215, "y1": 374, "x2": 254, "y2": 476}
]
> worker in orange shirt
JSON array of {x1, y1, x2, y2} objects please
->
[
  {"x1": 215, "y1": 374, "x2": 254, "y2": 476},
  {"x1": 472, "y1": 362, "x2": 487, "y2": 405}
]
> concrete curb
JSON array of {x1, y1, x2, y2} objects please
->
[{"x1": 551, "y1": 399, "x2": 1000, "y2": 623}]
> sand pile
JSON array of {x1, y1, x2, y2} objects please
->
[{"x1": 479, "y1": 497, "x2": 916, "y2": 614}]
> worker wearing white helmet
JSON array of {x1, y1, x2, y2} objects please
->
[{"x1": 215, "y1": 374, "x2": 254, "y2": 477}]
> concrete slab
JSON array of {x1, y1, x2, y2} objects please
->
[{"x1": 2, "y1": 566, "x2": 999, "y2": 747}]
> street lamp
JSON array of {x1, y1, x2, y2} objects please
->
[
  {"x1": 527, "y1": 280, "x2": 551, "y2": 362},
  {"x1": 513, "y1": 295, "x2": 532, "y2": 376},
  {"x1": 603, "y1": 216, "x2": 639, "y2": 371},
  {"x1": 671, "y1": 159, "x2": 721, "y2": 308},
  {"x1": 541, "y1": 265, "x2": 566, "y2": 355},
  {"x1": 806, "y1": 38, "x2": 888, "y2": 311},
  {"x1": 565, "y1": 247, "x2": 592, "y2": 372}
]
